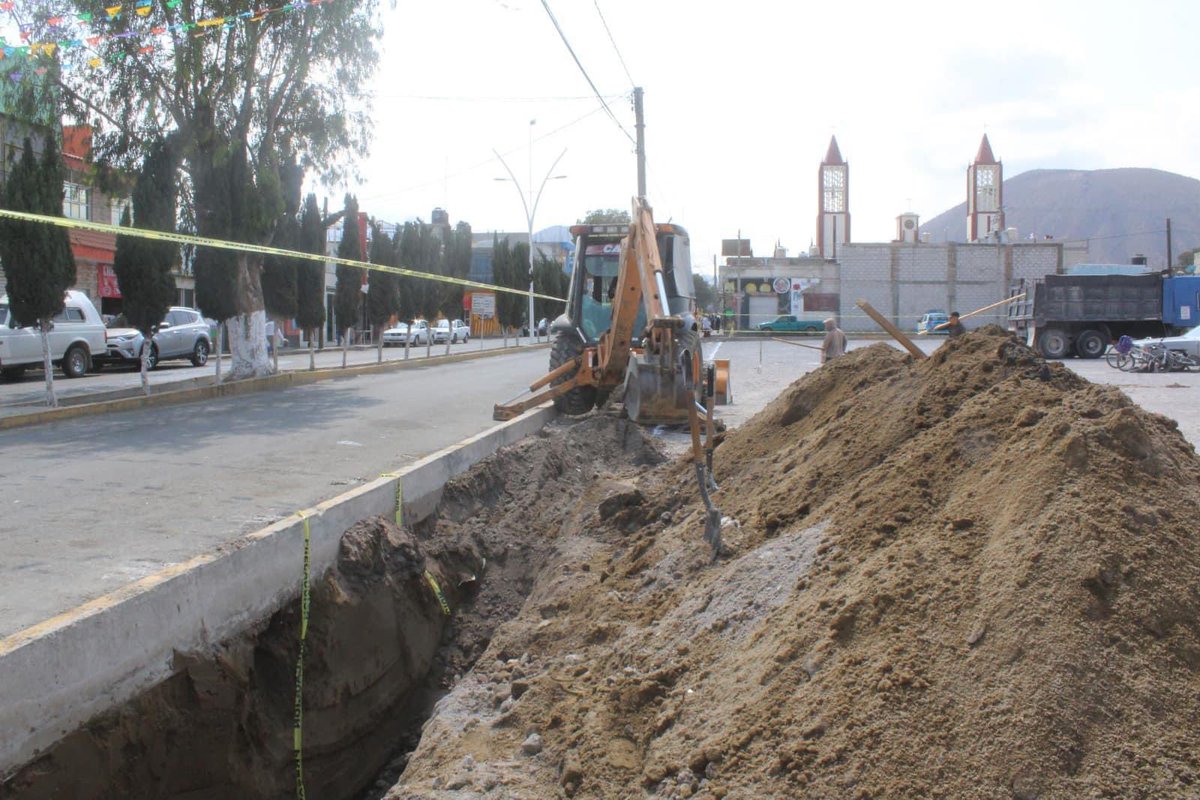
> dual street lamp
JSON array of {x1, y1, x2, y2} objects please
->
[{"x1": 493, "y1": 119, "x2": 566, "y2": 343}]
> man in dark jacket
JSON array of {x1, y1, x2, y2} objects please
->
[{"x1": 945, "y1": 312, "x2": 966, "y2": 338}]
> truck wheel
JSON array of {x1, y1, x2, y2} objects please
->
[
  {"x1": 1037, "y1": 328, "x2": 1071, "y2": 359},
  {"x1": 549, "y1": 334, "x2": 595, "y2": 416},
  {"x1": 62, "y1": 345, "x2": 89, "y2": 378},
  {"x1": 1074, "y1": 329, "x2": 1106, "y2": 359}
]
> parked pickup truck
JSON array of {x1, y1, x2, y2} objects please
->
[
  {"x1": 756, "y1": 314, "x2": 824, "y2": 333},
  {"x1": 0, "y1": 290, "x2": 106, "y2": 379},
  {"x1": 1007, "y1": 273, "x2": 1200, "y2": 358}
]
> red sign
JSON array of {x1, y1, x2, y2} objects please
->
[{"x1": 98, "y1": 264, "x2": 121, "y2": 298}]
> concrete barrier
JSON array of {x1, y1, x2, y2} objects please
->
[{"x1": 0, "y1": 403, "x2": 556, "y2": 776}]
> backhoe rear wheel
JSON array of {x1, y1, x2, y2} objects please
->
[{"x1": 549, "y1": 334, "x2": 596, "y2": 416}]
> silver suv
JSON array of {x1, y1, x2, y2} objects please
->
[{"x1": 102, "y1": 307, "x2": 212, "y2": 369}]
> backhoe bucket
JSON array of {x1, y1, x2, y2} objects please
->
[{"x1": 623, "y1": 359, "x2": 692, "y2": 425}]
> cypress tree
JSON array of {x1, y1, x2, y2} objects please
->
[
  {"x1": 193, "y1": 136, "x2": 239, "y2": 380},
  {"x1": 295, "y1": 193, "x2": 327, "y2": 369},
  {"x1": 395, "y1": 221, "x2": 420, "y2": 359},
  {"x1": 113, "y1": 138, "x2": 179, "y2": 394},
  {"x1": 262, "y1": 159, "x2": 301, "y2": 339},
  {"x1": 0, "y1": 137, "x2": 76, "y2": 407},
  {"x1": 333, "y1": 194, "x2": 363, "y2": 367},
  {"x1": 367, "y1": 222, "x2": 400, "y2": 363}
]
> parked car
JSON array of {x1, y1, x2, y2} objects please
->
[
  {"x1": 433, "y1": 319, "x2": 470, "y2": 344},
  {"x1": 101, "y1": 306, "x2": 212, "y2": 369},
  {"x1": 384, "y1": 319, "x2": 432, "y2": 345},
  {"x1": 1133, "y1": 323, "x2": 1200, "y2": 358},
  {"x1": 756, "y1": 314, "x2": 824, "y2": 333},
  {"x1": 0, "y1": 290, "x2": 106, "y2": 379},
  {"x1": 917, "y1": 310, "x2": 950, "y2": 335}
]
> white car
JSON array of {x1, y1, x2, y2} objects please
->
[
  {"x1": 1133, "y1": 324, "x2": 1200, "y2": 358},
  {"x1": 101, "y1": 306, "x2": 213, "y2": 369},
  {"x1": 386, "y1": 320, "x2": 429, "y2": 345},
  {"x1": 0, "y1": 290, "x2": 106, "y2": 379},
  {"x1": 433, "y1": 319, "x2": 470, "y2": 344}
]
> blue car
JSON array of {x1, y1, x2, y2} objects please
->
[{"x1": 917, "y1": 311, "x2": 950, "y2": 335}]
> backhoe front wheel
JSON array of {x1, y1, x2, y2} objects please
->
[{"x1": 549, "y1": 334, "x2": 596, "y2": 416}]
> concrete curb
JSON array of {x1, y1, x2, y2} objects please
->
[
  {"x1": 0, "y1": 342, "x2": 551, "y2": 432},
  {"x1": 0, "y1": 403, "x2": 556, "y2": 776}
]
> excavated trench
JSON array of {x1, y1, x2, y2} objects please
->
[{"x1": 0, "y1": 416, "x2": 662, "y2": 800}]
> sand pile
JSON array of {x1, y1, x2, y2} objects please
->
[{"x1": 387, "y1": 328, "x2": 1200, "y2": 799}]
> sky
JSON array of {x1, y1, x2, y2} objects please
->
[{"x1": 338, "y1": 0, "x2": 1200, "y2": 272}]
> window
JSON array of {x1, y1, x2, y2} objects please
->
[
  {"x1": 52, "y1": 307, "x2": 86, "y2": 323},
  {"x1": 63, "y1": 182, "x2": 90, "y2": 220},
  {"x1": 110, "y1": 197, "x2": 132, "y2": 225}
]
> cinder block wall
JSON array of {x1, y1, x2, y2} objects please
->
[{"x1": 838, "y1": 242, "x2": 1063, "y2": 332}]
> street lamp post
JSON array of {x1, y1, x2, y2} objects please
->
[{"x1": 494, "y1": 121, "x2": 566, "y2": 345}]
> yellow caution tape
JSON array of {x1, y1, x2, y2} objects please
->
[
  {"x1": 380, "y1": 472, "x2": 403, "y2": 527},
  {"x1": 292, "y1": 513, "x2": 312, "y2": 800},
  {"x1": 424, "y1": 569, "x2": 451, "y2": 616},
  {"x1": 0, "y1": 207, "x2": 565, "y2": 302}
]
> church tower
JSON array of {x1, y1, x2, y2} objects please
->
[
  {"x1": 816, "y1": 136, "x2": 849, "y2": 259},
  {"x1": 967, "y1": 134, "x2": 1004, "y2": 242}
]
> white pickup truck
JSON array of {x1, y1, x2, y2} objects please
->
[{"x1": 0, "y1": 290, "x2": 107, "y2": 379}]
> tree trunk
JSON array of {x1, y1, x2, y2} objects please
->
[
  {"x1": 503, "y1": 328, "x2": 508, "y2": 349},
  {"x1": 342, "y1": 327, "x2": 349, "y2": 368},
  {"x1": 425, "y1": 330, "x2": 432, "y2": 359},
  {"x1": 215, "y1": 323, "x2": 224, "y2": 383},
  {"x1": 271, "y1": 318, "x2": 280, "y2": 373},
  {"x1": 377, "y1": 325, "x2": 383, "y2": 364},
  {"x1": 226, "y1": 254, "x2": 273, "y2": 380},
  {"x1": 308, "y1": 330, "x2": 315, "y2": 371},
  {"x1": 404, "y1": 322, "x2": 411, "y2": 360},
  {"x1": 39, "y1": 323, "x2": 57, "y2": 408},
  {"x1": 444, "y1": 329, "x2": 451, "y2": 357},
  {"x1": 140, "y1": 333, "x2": 151, "y2": 396}
]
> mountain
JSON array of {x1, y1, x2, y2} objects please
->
[{"x1": 918, "y1": 168, "x2": 1200, "y2": 267}]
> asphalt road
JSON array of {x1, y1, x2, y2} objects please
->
[
  {"x1": 0, "y1": 347, "x2": 551, "y2": 637},
  {"x1": 2, "y1": 334, "x2": 1196, "y2": 638},
  {"x1": 0, "y1": 335, "x2": 538, "y2": 412}
]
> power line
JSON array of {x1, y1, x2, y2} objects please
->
[
  {"x1": 593, "y1": 0, "x2": 635, "y2": 88},
  {"x1": 371, "y1": 93, "x2": 624, "y2": 103},
  {"x1": 538, "y1": 0, "x2": 635, "y2": 145},
  {"x1": 357, "y1": 104, "x2": 610, "y2": 203}
]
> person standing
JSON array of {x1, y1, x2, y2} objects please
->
[
  {"x1": 945, "y1": 311, "x2": 966, "y2": 338},
  {"x1": 821, "y1": 318, "x2": 847, "y2": 363}
]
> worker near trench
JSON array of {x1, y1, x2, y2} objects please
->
[
  {"x1": 821, "y1": 318, "x2": 847, "y2": 363},
  {"x1": 945, "y1": 312, "x2": 966, "y2": 338}
]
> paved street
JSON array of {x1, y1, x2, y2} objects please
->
[
  {"x1": 0, "y1": 335, "x2": 542, "y2": 415},
  {"x1": 1, "y1": 334, "x2": 1197, "y2": 639},
  {"x1": 0, "y1": 347, "x2": 550, "y2": 637}
]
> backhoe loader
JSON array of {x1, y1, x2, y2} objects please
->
[{"x1": 494, "y1": 199, "x2": 724, "y2": 556}]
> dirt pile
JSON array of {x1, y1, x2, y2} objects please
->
[{"x1": 386, "y1": 328, "x2": 1200, "y2": 799}]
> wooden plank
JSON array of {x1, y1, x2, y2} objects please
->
[{"x1": 855, "y1": 300, "x2": 927, "y2": 360}]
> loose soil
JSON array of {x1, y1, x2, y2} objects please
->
[{"x1": 385, "y1": 327, "x2": 1200, "y2": 799}]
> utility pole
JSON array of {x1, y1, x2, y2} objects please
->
[
  {"x1": 1166, "y1": 217, "x2": 1173, "y2": 271},
  {"x1": 634, "y1": 86, "x2": 646, "y2": 200}
]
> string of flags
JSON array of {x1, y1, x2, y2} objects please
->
[{"x1": 0, "y1": 0, "x2": 334, "y2": 80}]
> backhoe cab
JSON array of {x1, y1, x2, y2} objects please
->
[{"x1": 493, "y1": 200, "x2": 724, "y2": 556}]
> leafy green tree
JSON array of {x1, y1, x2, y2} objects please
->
[
  {"x1": 367, "y1": 222, "x2": 400, "y2": 362},
  {"x1": 42, "y1": 0, "x2": 382, "y2": 379},
  {"x1": 492, "y1": 237, "x2": 528, "y2": 341},
  {"x1": 295, "y1": 193, "x2": 327, "y2": 369},
  {"x1": 334, "y1": 195, "x2": 364, "y2": 367},
  {"x1": 533, "y1": 252, "x2": 568, "y2": 326},
  {"x1": 113, "y1": 139, "x2": 179, "y2": 395},
  {"x1": 0, "y1": 137, "x2": 76, "y2": 407},
  {"x1": 261, "y1": 159, "x2": 302, "y2": 369},
  {"x1": 580, "y1": 209, "x2": 631, "y2": 224},
  {"x1": 692, "y1": 274, "x2": 717, "y2": 312}
]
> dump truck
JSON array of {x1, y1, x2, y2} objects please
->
[{"x1": 1007, "y1": 272, "x2": 1200, "y2": 358}]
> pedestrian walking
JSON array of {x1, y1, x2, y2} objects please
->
[{"x1": 821, "y1": 318, "x2": 847, "y2": 363}]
